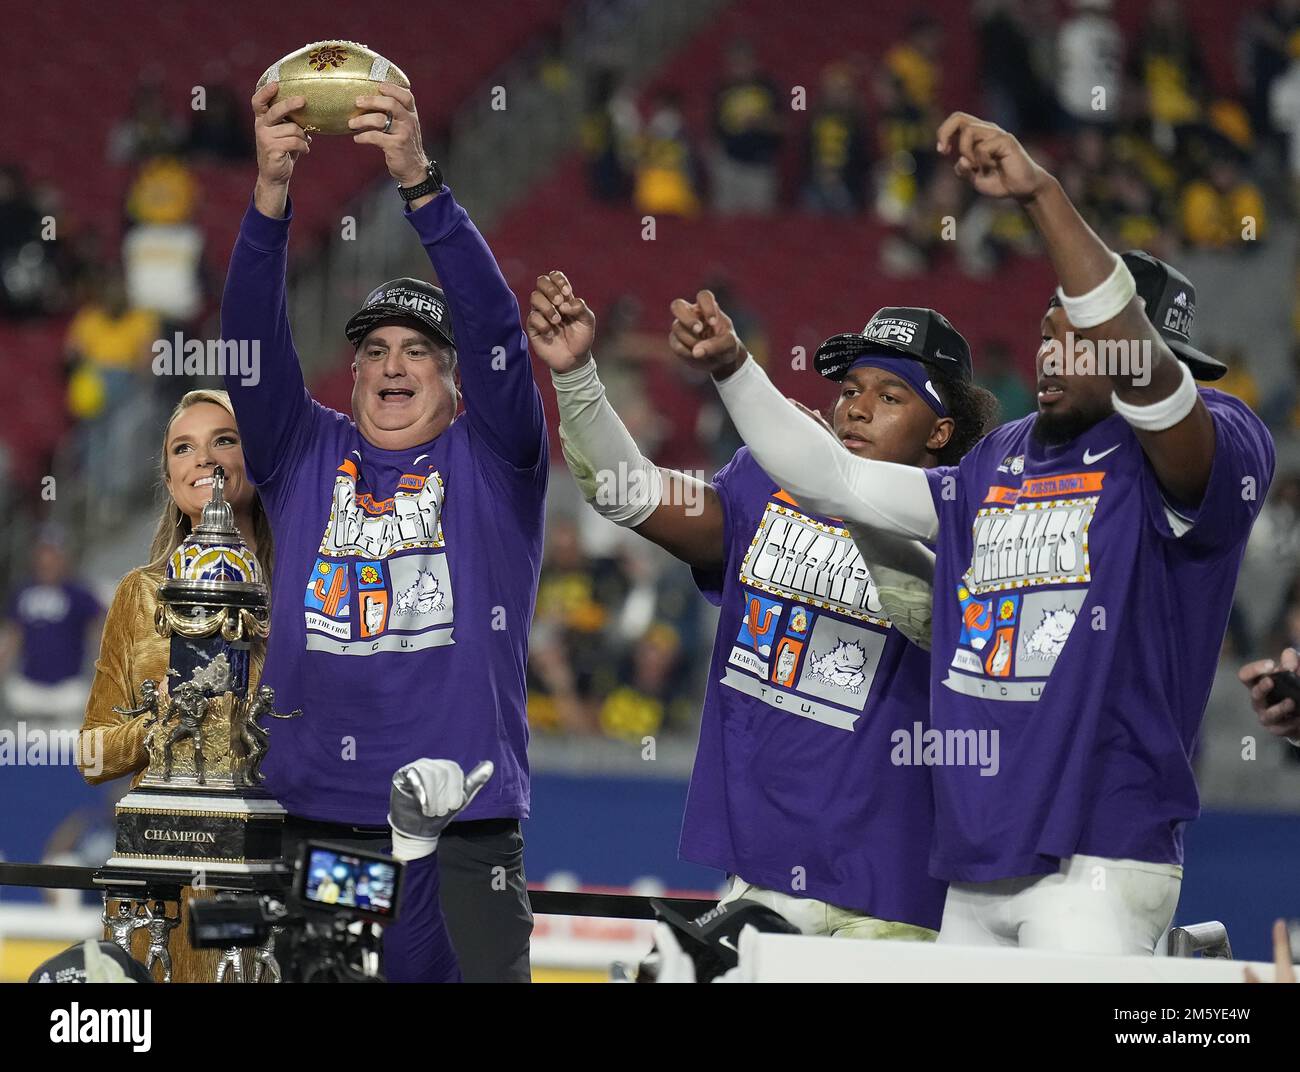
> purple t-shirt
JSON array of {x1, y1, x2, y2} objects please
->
[
  {"x1": 923, "y1": 389, "x2": 1274, "y2": 882},
  {"x1": 219, "y1": 189, "x2": 547, "y2": 825},
  {"x1": 684, "y1": 448, "x2": 947, "y2": 928},
  {"x1": 5, "y1": 582, "x2": 101, "y2": 684}
]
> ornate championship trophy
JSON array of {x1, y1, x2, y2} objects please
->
[{"x1": 97, "y1": 466, "x2": 299, "y2": 979}]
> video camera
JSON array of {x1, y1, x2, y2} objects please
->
[{"x1": 187, "y1": 839, "x2": 405, "y2": 983}]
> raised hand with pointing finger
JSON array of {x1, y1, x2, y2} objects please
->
[
  {"x1": 668, "y1": 289, "x2": 749, "y2": 380},
  {"x1": 526, "y1": 270, "x2": 595, "y2": 374},
  {"x1": 935, "y1": 111, "x2": 1051, "y2": 203}
]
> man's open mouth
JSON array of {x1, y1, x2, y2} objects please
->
[
  {"x1": 379, "y1": 388, "x2": 415, "y2": 400},
  {"x1": 1037, "y1": 378, "x2": 1066, "y2": 405}
]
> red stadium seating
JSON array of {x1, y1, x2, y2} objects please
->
[
  {"x1": 7, "y1": 0, "x2": 1256, "y2": 490},
  {"x1": 3, "y1": 0, "x2": 573, "y2": 492}
]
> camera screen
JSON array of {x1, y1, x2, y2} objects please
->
[{"x1": 303, "y1": 847, "x2": 400, "y2": 919}]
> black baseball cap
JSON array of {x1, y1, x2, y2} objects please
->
[
  {"x1": 345, "y1": 277, "x2": 456, "y2": 350},
  {"x1": 1047, "y1": 252, "x2": 1228, "y2": 381},
  {"x1": 814, "y1": 307, "x2": 973, "y2": 383},
  {"x1": 1122, "y1": 250, "x2": 1227, "y2": 381}
]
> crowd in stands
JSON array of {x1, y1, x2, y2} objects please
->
[
  {"x1": 0, "y1": 76, "x2": 253, "y2": 726},
  {"x1": 1, "y1": 76, "x2": 252, "y2": 525},
  {"x1": 584, "y1": 2, "x2": 1300, "y2": 263}
]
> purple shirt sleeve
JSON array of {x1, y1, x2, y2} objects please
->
[
  {"x1": 218, "y1": 198, "x2": 315, "y2": 488},
  {"x1": 1142, "y1": 389, "x2": 1276, "y2": 552},
  {"x1": 403, "y1": 187, "x2": 547, "y2": 472}
]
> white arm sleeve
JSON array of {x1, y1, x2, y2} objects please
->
[
  {"x1": 551, "y1": 359, "x2": 663, "y2": 527},
  {"x1": 850, "y1": 524, "x2": 936, "y2": 650},
  {"x1": 713, "y1": 357, "x2": 940, "y2": 541}
]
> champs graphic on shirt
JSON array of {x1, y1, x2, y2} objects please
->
[
  {"x1": 945, "y1": 470, "x2": 1101, "y2": 702},
  {"x1": 720, "y1": 495, "x2": 892, "y2": 731},
  {"x1": 302, "y1": 456, "x2": 455, "y2": 655}
]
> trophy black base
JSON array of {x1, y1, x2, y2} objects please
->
[{"x1": 107, "y1": 786, "x2": 288, "y2": 879}]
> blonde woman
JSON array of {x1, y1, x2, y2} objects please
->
[{"x1": 79, "y1": 388, "x2": 272, "y2": 982}]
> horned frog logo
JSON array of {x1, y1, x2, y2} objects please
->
[
  {"x1": 308, "y1": 45, "x2": 350, "y2": 71},
  {"x1": 395, "y1": 569, "x2": 445, "y2": 616},
  {"x1": 1025, "y1": 607, "x2": 1077, "y2": 660},
  {"x1": 806, "y1": 639, "x2": 869, "y2": 693}
]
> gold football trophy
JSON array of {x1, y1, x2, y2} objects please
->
[{"x1": 256, "y1": 41, "x2": 411, "y2": 134}]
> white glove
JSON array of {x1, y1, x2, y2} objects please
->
[{"x1": 387, "y1": 759, "x2": 493, "y2": 861}]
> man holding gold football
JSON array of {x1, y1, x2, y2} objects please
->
[{"x1": 219, "y1": 77, "x2": 546, "y2": 981}]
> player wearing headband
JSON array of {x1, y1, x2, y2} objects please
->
[
  {"x1": 529, "y1": 269, "x2": 997, "y2": 939},
  {"x1": 698, "y1": 112, "x2": 1275, "y2": 954}
]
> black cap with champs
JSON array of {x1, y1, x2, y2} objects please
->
[
  {"x1": 1047, "y1": 251, "x2": 1228, "y2": 381},
  {"x1": 345, "y1": 277, "x2": 457, "y2": 350},
  {"x1": 814, "y1": 307, "x2": 973, "y2": 383}
]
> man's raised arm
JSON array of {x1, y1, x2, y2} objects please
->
[
  {"x1": 936, "y1": 111, "x2": 1215, "y2": 505},
  {"x1": 353, "y1": 83, "x2": 545, "y2": 470},
  {"x1": 218, "y1": 82, "x2": 315, "y2": 486}
]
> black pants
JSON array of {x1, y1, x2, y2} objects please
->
[{"x1": 281, "y1": 816, "x2": 533, "y2": 983}]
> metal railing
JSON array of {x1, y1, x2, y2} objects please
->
[{"x1": 0, "y1": 861, "x2": 708, "y2": 920}]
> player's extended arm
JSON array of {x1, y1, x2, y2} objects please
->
[
  {"x1": 710, "y1": 357, "x2": 938, "y2": 541},
  {"x1": 667, "y1": 290, "x2": 938, "y2": 541},
  {"x1": 218, "y1": 82, "x2": 315, "y2": 486},
  {"x1": 788, "y1": 399, "x2": 938, "y2": 649},
  {"x1": 529, "y1": 272, "x2": 726, "y2": 571},
  {"x1": 937, "y1": 112, "x2": 1215, "y2": 505}
]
